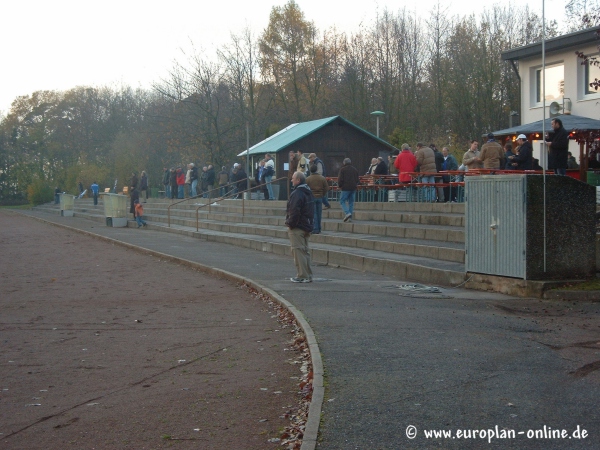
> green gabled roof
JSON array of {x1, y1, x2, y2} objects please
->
[{"x1": 238, "y1": 115, "x2": 397, "y2": 156}]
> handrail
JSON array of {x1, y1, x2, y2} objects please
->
[
  {"x1": 167, "y1": 178, "x2": 246, "y2": 227},
  {"x1": 194, "y1": 175, "x2": 288, "y2": 231}
]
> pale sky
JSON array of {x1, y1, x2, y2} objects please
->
[{"x1": 1, "y1": 0, "x2": 565, "y2": 115}]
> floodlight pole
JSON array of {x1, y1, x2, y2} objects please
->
[
  {"x1": 542, "y1": 0, "x2": 547, "y2": 273},
  {"x1": 246, "y1": 123, "x2": 250, "y2": 194}
]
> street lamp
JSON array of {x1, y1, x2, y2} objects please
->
[{"x1": 370, "y1": 111, "x2": 385, "y2": 138}]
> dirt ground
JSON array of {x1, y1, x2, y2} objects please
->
[{"x1": 0, "y1": 210, "x2": 302, "y2": 449}]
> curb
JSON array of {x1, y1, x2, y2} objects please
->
[{"x1": 20, "y1": 212, "x2": 323, "y2": 450}]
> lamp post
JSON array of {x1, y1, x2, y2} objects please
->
[{"x1": 370, "y1": 111, "x2": 385, "y2": 138}]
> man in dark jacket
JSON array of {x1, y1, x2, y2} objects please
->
[
  {"x1": 374, "y1": 157, "x2": 388, "y2": 175},
  {"x1": 545, "y1": 118, "x2": 570, "y2": 175},
  {"x1": 234, "y1": 166, "x2": 247, "y2": 198},
  {"x1": 130, "y1": 172, "x2": 138, "y2": 190},
  {"x1": 162, "y1": 167, "x2": 171, "y2": 198},
  {"x1": 441, "y1": 147, "x2": 458, "y2": 202},
  {"x1": 189, "y1": 163, "x2": 199, "y2": 197},
  {"x1": 129, "y1": 187, "x2": 139, "y2": 219},
  {"x1": 285, "y1": 171, "x2": 315, "y2": 283},
  {"x1": 509, "y1": 134, "x2": 533, "y2": 170},
  {"x1": 205, "y1": 165, "x2": 216, "y2": 198},
  {"x1": 169, "y1": 168, "x2": 177, "y2": 200},
  {"x1": 431, "y1": 144, "x2": 445, "y2": 202},
  {"x1": 337, "y1": 158, "x2": 359, "y2": 222}
]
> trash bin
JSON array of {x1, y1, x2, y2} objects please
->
[
  {"x1": 150, "y1": 187, "x2": 159, "y2": 198},
  {"x1": 59, "y1": 193, "x2": 75, "y2": 217},
  {"x1": 101, "y1": 193, "x2": 128, "y2": 227}
]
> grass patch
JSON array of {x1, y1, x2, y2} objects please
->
[{"x1": 556, "y1": 279, "x2": 600, "y2": 291}]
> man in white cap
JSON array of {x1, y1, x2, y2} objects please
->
[{"x1": 509, "y1": 134, "x2": 533, "y2": 170}]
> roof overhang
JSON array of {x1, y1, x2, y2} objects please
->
[
  {"x1": 491, "y1": 114, "x2": 600, "y2": 144},
  {"x1": 502, "y1": 26, "x2": 600, "y2": 61}
]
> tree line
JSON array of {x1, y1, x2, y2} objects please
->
[{"x1": 0, "y1": 0, "x2": 581, "y2": 203}]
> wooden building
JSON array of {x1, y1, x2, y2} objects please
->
[{"x1": 238, "y1": 116, "x2": 400, "y2": 199}]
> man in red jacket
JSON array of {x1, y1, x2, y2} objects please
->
[{"x1": 394, "y1": 144, "x2": 418, "y2": 183}]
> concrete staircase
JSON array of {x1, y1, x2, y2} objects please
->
[{"x1": 34, "y1": 197, "x2": 467, "y2": 286}]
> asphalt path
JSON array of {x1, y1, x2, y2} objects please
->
[{"x1": 20, "y1": 211, "x2": 600, "y2": 449}]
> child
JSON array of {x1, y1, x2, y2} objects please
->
[{"x1": 134, "y1": 199, "x2": 147, "y2": 228}]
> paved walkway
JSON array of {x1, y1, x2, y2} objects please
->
[{"x1": 21, "y1": 211, "x2": 600, "y2": 449}]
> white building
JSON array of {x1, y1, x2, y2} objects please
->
[{"x1": 502, "y1": 26, "x2": 600, "y2": 165}]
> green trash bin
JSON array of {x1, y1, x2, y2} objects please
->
[{"x1": 150, "y1": 187, "x2": 159, "y2": 198}]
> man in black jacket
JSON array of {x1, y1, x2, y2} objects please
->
[
  {"x1": 431, "y1": 144, "x2": 445, "y2": 202},
  {"x1": 205, "y1": 165, "x2": 216, "y2": 199},
  {"x1": 545, "y1": 118, "x2": 570, "y2": 175},
  {"x1": 162, "y1": 167, "x2": 171, "y2": 198},
  {"x1": 189, "y1": 163, "x2": 199, "y2": 197},
  {"x1": 509, "y1": 134, "x2": 533, "y2": 170},
  {"x1": 285, "y1": 172, "x2": 315, "y2": 283},
  {"x1": 337, "y1": 158, "x2": 359, "y2": 222}
]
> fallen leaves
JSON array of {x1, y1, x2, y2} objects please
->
[{"x1": 245, "y1": 284, "x2": 312, "y2": 450}]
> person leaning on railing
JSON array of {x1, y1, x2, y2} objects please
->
[
  {"x1": 414, "y1": 143, "x2": 437, "y2": 203},
  {"x1": 394, "y1": 144, "x2": 417, "y2": 184},
  {"x1": 441, "y1": 147, "x2": 458, "y2": 202}
]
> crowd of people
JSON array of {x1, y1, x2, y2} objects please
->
[{"x1": 160, "y1": 164, "x2": 218, "y2": 200}]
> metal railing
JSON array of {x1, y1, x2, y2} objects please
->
[
  {"x1": 194, "y1": 176, "x2": 288, "y2": 231},
  {"x1": 167, "y1": 178, "x2": 247, "y2": 227},
  {"x1": 325, "y1": 169, "x2": 557, "y2": 203}
]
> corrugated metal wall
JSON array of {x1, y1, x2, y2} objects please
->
[{"x1": 466, "y1": 176, "x2": 526, "y2": 278}]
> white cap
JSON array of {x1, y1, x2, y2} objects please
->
[{"x1": 517, "y1": 134, "x2": 527, "y2": 140}]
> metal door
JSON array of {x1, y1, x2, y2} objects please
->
[{"x1": 465, "y1": 176, "x2": 526, "y2": 278}]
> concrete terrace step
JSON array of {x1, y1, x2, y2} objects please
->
[
  {"x1": 140, "y1": 213, "x2": 465, "y2": 263},
  {"x1": 38, "y1": 200, "x2": 466, "y2": 244},
  {"x1": 142, "y1": 204, "x2": 466, "y2": 242},
  {"x1": 147, "y1": 220, "x2": 466, "y2": 286},
  {"x1": 36, "y1": 200, "x2": 466, "y2": 262},
  {"x1": 164, "y1": 200, "x2": 466, "y2": 227},
  {"x1": 33, "y1": 198, "x2": 468, "y2": 286}
]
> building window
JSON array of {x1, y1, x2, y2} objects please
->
[
  {"x1": 585, "y1": 59, "x2": 600, "y2": 95},
  {"x1": 535, "y1": 64, "x2": 564, "y2": 103}
]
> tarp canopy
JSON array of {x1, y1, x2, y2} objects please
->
[{"x1": 491, "y1": 114, "x2": 600, "y2": 142}]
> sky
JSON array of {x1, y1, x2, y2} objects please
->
[{"x1": 1, "y1": 0, "x2": 566, "y2": 116}]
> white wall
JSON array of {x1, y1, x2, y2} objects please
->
[{"x1": 518, "y1": 42, "x2": 599, "y2": 165}]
